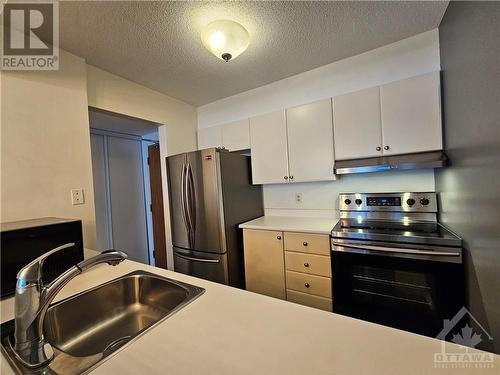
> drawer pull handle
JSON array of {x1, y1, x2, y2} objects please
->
[
  {"x1": 304, "y1": 283, "x2": 310, "y2": 288},
  {"x1": 277, "y1": 235, "x2": 282, "y2": 240},
  {"x1": 303, "y1": 242, "x2": 308, "y2": 246},
  {"x1": 303, "y1": 262, "x2": 309, "y2": 267}
]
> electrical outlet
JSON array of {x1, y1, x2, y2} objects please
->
[
  {"x1": 295, "y1": 192, "x2": 302, "y2": 203},
  {"x1": 71, "y1": 189, "x2": 85, "y2": 205}
]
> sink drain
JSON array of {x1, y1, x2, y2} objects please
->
[{"x1": 103, "y1": 335, "x2": 132, "y2": 355}]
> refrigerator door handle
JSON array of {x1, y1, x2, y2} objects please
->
[
  {"x1": 180, "y1": 162, "x2": 190, "y2": 234},
  {"x1": 186, "y1": 162, "x2": 196, "y2": 239},
  {"x1": 175, "y1": 252, "x2": 220, "y2": 264}
]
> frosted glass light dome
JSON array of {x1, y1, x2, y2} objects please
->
[{"x1": 201, "y1": 20, "x2": 250, "y2": 62}]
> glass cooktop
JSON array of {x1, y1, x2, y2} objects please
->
[{"x1": 331, "y1": 219, "x2": 462, "y2": 247}]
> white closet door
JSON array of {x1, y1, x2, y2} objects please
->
[
  {"x1": 221, "y1": 119, "x2": 250, "y2": 151},
  {"x1": 286, "y1": 99, "x2": 335, "y2": 182},
  {"x1": 107, "y1": 136, "x2": 149, "y2": 264},
  {"x1": 333, "y1": 87, "x2": 383, "y2": 160},
  {"x1": 380, "y1": 71, "x2": 443, "y2": 155},
  {"x1": 249, "y1": 110, "x2": 290, "y2": 184},
  {"x1": 90, "y1": 133, "x2": 112, "y2": 250},
  {"x1": 198, "y1": 126, "x2": 222, "y2": 150}
]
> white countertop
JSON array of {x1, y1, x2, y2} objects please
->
[
  {"x1": 239, "y1": 216, "x2": 337, "y2": 235},
  {"x1": 2, "y1": 256, "x2": 498, "y2": 374}
]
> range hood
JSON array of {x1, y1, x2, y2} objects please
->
[{"x1": 334, "y1": 151, "x2": 447, "y2": 175}]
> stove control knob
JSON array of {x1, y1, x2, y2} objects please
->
[
  {"x1": 355, "y1": 199, "x2": 362, "y2": 205},
  {"x1": 406, "y1": 198, "x2": 416, "y2": 206},
  {"x1": 420, "y1": 198, "x2": 430, "y2": 206},
  {"x1": 344, "y1": 199, "x2": 351, "y2": 205}
]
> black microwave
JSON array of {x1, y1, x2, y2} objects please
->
[{"x1": 0, "y1": 217, "x2": 84, "y2": 298}]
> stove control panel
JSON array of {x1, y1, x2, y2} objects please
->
[{"x1": 339, "y1": 192, "x2": 437, "y2": 212}]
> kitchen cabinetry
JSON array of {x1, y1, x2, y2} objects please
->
[
  {"x1": 197, "y1": 119, "x2": 250, "y2": 151},
  {"x1": 283, "y1": 232, "x2": 332, "y2": 311},
  {"x1": 249, "y1": 100, "x2": 335, "y2": 184},
  {"x1": 333, "y1": 71, "x2": 442, "y2": 160},
  {"x1": 243, "y1": 229, "x2": 286, "y2": 299},
  {"x1": 197, "y1": 126, "x2": 222, "y2": 150},
  {"x1": 249, "y1": 110, "x2": 290, "y2": 184},
  {"x1": 286, "y1": 99, "x2": 335, "y2": 182},
  {"x1": 380, "y1": 71, "x2": 442, "y2": 155},
  {"x1": 243, "y1": 229, "x2": 332, "y2": 311},
  {"x1": 221, "y1": 119, "x2": 250, "y2": 151},
  {"x1": 333, "y1": 86, "x2": 383, "y2": 160}
]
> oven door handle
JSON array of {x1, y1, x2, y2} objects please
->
[{"x1": 331, "y1": 241, "x2": 461, "y2": 257}]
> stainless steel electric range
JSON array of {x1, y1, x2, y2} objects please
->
[{"x1": 330, "y1": 192, "x2": 464, "y2": 338}]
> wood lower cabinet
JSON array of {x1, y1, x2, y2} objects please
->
[
  {"x1": 243, "y1": 229, "x2": 332, "y2": 311},
  {"x1": 243, "y1": 229, "x2": 286, "y2": 299},
  {"x1": 287, "y1": 289, "x2": 333, "y2": 311},
  {"x1": 284, "y1": 252, "x2": 331, "y2": 277},
  {"x1": 284, "y1": 232, "x2": 330, "y2": 255},
  {"x1": 285, "y1": 271, "x2": 332, "y2": 298}
]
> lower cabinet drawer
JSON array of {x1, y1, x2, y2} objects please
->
[
  {"x1": 284, "y1": 232, "x2": 330, "y2": 255},
  {"x1": 287, "y1": 289, "x2": 332, "y2": 312},
  {"x1": 285, "y1": 270, "x2": 332, "y2": 298},
  {"x1": 285, "y1": 251, "x2": 331, "y2": 277}
]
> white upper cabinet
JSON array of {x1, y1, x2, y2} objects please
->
[
  {"x1": 249, "y1": 110, "x2": 289, "y2": 184},
  {"x1": 198, "y1": 119, "x2": 250, "y2": 151},
  {"x1": 221, "y1": 119, "x2": 250, "y2": 151},
  {"x1": 380, "y1": 71, "x2": 442, "y2": 155},
  {"x1": 333, "y1": 87, "x2": 383, "y2": 160},
  {"x1": 286, "y1": 99, "x2": 335, "y2": 182},
  {"x1": 198, "y1": 126, "x2": 222, "y2": 150}
]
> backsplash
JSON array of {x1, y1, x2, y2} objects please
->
[{"x1": 263, "y1": 169, "x2": 435, "y2": 217}]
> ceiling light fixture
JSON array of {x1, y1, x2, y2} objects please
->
[{"x1": 201, "y1": 20, "x2": 250, "y2": 62}]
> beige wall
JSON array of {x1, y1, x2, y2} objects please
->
[{"x1": 1, "y1": 50, "x2": 97, "y2": 248}]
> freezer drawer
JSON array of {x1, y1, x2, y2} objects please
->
[{"x1": 173, "y1": 247, "x2": 228, "y2": 285}]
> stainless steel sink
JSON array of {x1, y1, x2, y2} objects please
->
[{"x1": 1, "y1": 270, "x2": 204, "y2": 374}]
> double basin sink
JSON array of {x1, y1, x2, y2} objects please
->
[{"x1": 1, "y1": 270, "x2": 205, "y2": 374}]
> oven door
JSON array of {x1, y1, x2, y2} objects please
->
[{"x1": 331, "y1": 241, "x2": 464, "y2": 338}]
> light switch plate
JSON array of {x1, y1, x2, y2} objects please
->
[{"x1": 71, "y1": 189, "x2": 84, "y2": 205}]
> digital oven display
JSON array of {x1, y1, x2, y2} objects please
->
[{"x1": 367, "y1": 196, "x2": 401, "y2": 206}]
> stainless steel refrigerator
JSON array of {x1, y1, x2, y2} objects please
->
[{"x1": 166, "y1": 148, "x2": 263, "y2": 288}]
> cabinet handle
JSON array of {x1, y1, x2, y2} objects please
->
[
  {"x1": 284, "y1": 176, "x2": 288, "y2": 180},
  {"x1": 304, "y1": 283, "x2": 310, "y2": 288},
  {"x1": 303, "y1": 242, "x2": 308, "y2": 246},
  {"x1": 376, "y1": 146, "x2": 381, "y2": 151},
  {"x1": 289, "y1": 175, "x2": 294, "y2": 180},
  {"x1": 277, "y1": 235, "x2": 282, "y2": 240},
  {"x1": 303, "y1": 262, "x2": 309, "y2": 267},
  {"x1": 384, "y1": 146, "x2": 390, "y2": 150}
]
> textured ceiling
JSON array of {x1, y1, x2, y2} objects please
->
[{"x1": 57, "y1": 1, "x2": 448, "y2": 106}]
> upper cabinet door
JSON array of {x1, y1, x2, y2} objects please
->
[
  {"x1": 286, "y1": 99, "x2": 335, "y2": 182},
  {"x1": 249, "y1": 110, "x2": 289, "y2": 184},
  {"x1": 221, "y1": 119, "x2": 250, "y2": 151},
  {"x1": 198, "y1": 126, "x2": 222, "y2": 150},
  {"x1": 333, "y1": 87, "x2": 383, "y2": 160},
  {"x1": 380, "y1": 71, "x2": 442, "y2": 156}
]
